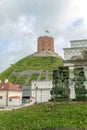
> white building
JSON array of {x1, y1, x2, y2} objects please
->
[
  {"x1": 0, "y1": 81, "x2": 22, "y2": 106},
  {"x1": 63, "y1": 39, "x2": 87, "y2": 99},
  {"x1": 63, "y1": 39, "x2": 87, "y2": 66},
  {"x1": 31, "y1": 80, "x2": 52, "y2": 103}
]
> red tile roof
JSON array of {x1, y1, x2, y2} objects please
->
[{"x1": 0, "y1": 82, "x2": 22, "y2": 91}]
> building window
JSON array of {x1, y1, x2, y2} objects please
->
[
  {"x1": 9, "y1": 98, "x2": 12, "y2": 102},
  {"x1": 0, "y1": 96, "x2": 2, "y2": 99}
]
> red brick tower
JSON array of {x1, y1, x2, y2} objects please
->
[{"x1": 37, "y1": 36, "x2": 55, "y2": 53}]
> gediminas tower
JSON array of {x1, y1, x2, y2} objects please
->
[{"x1": 32, "y1": 36, "x2": 60, "y2": 57}]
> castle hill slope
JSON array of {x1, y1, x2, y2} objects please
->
[
  {"x1": 0, "y1": 56, "x2": 63, "y2": 85},
  {"x1": 0, "y1": 102, "x2": 87, "y2": 130}
]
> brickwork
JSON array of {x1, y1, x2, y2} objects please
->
[{"x1": 37, "y1": 36, "x2": 55, "y2": 53}]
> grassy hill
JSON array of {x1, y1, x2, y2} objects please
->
[
  {"x1": 0, "y1": 56, "x2": 63, "y2": 85},
  {"x1": 0, "y1": 102, "x2": 87, "y2": 130}
]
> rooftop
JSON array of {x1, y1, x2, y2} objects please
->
[{"x1": 0, "y1": 82, "x2": 21, "y2": 91}]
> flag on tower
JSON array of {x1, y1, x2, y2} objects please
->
[{"x1": 45, "y1": 30, "x2": 49, "y2": 33}]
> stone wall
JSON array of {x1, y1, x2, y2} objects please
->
[{"x1": 37, "y1": 36, "x2": 54, "y2": 53}]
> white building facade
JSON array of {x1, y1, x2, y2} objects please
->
[
  {"x1": 64, "y1": 40, "x2": 87, "y2": 64},
  {"x1": 0, "y1": 82, "x2": 22, "y2": 106},
  {"x1": 63, "y1": 39, "x2": 87, "y2": 99},
  {"x1": 31, "y1": 80, "x2": 52, "y2": 103}
]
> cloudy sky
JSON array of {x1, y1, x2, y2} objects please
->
[{"x1": 0, "y1": 0, "x2": 87, "y2": 72}]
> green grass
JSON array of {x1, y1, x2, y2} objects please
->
[
  {"x1": 17, "y1": 75, "x2": 27, "y2": 85},
  {"x1": 9, "y1": 75, "x2": 18, "y2": 83},
  {"x1": 0, "y1": 56, "x2": 63, "y2": 84},
  {"x1": 29, "y1": 74, "x2": 39, "y2": 85},
  {"x1": 15, "y1": 56, "x2": 63, "y2": 71},
  {"x1": 0, "y1": 102, "x2": 87, "y2": 130}
]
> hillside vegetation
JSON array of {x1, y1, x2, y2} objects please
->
[
  {"x1": 0, "y1": 56, "x2": 63, "y2": 85},
  {"x1": 0, "y1": 102, "x2": 87, "y2": 130}
]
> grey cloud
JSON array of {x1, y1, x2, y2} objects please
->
[{"x1": 0, "y1": 0, "x2": 87, "y2": 72}]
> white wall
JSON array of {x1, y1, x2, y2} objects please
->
[
  {"x1": 31, "y1": 81, "x2": 52, "y2": 103},
  {"x1": 8, "y1": 91, "x2": 22, "y2": 106},
  {"x1": 0, "y1": 91, "x2": 22, "y2": 106},
  {"x1": 64, "y1": 48, "x2": 83, "y2": 60},
  {"x1": 0, "y1": 91, "x2": 7, "y2": 106},
  {"x1": 32, "y1": 81, "x2": 52, "y2": 89},
  {"x1": 71, "y1": 40, "x2": 87, "y2": 48},
  {"x1": 64, "y1": 40, "x2": 87, "y2": 61}
]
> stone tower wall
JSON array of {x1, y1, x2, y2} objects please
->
[{"x1": 37, "y1": 36, "x2": 54, "y2": 53}]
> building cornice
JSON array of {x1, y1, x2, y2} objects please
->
[{"x1": 63, "y1": 47, "x2": 87, "y2": 50}]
